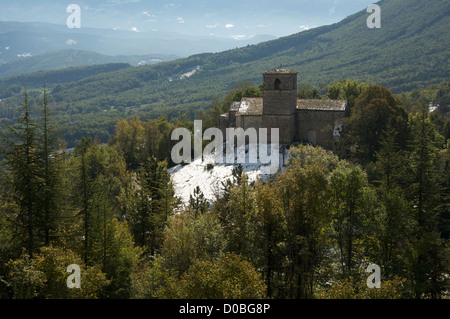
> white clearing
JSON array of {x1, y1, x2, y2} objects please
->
[{"x1": 168, "y1": 144, "x2": 290, "y2": 204}]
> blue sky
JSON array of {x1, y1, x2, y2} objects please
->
[{"x1": 0, "y1": 0, "x2": 377, "y2": 38}]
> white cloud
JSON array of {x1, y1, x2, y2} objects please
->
[
  {"x1": 176, "y1": 17, "x2": 185, "y2": 23},
  {"x1": 328, "y1": 5, "x2": 336, "y2": 16},
  {"x1": 231, "y1": 34, "x2": 246, "y2": 40},
  {"x1": 17, "y1": 52, "x2": 32, "y2": 58},
  {"x1": 142, "y1": 11, "x2": 156, "y2": 21},
  {"x1": 66, "y1": 39, "x2": 78, "y2": 45},
  {"x1": 225, "y1": 24, "x2": 234, "y2": 28},
  {"x1": 206, "y1": 23, "x2": 220, "y2": 29},
  {"x1": 298, "y1": 25, "x2": 311, "y2": 31},
  {"x1": 131, "y1": 27, "x2": 141, "y2": 32},
  {"x1": 107, "y1": 0, "x2": 141, "y2": 5},
  {"x1": 164, "y1": 3, "x2": 178, "y2": 10}
]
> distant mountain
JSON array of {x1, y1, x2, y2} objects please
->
[
  {"x1": 0, "y1": 21, "x2": 277, "y2": 65},
  {"x1": 0, "y1": 63, "x2": 132, "y2": 98},
  {"x1": 0, "y1": 49, "x2": 179, "y2": 78}
]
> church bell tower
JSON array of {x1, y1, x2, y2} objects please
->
[{"x1": 262, "y1": 67, "x2": 298, "y2": 143}]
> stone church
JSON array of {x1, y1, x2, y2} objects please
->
[{"x1": 218, "y1": 67, "x2": 348, "y2": 147}]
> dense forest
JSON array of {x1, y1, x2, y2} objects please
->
[
  {"x1": 0, "y1": 77, "x2": 448, "y2": 299},
  {"x1": 0, "y1": 0, "x2": 448, "y2": 302}
]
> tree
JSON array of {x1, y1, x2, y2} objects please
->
[
  {"x1": 317, "y1": 276, "x2": 406, "y2": 299},
  {"x1": 129, "y1": 157, "x2": 175, "y2": 255},
  {"x1": 253, "y1": 181, "x2": 285, "y2": 298},
  {"x1": 275, "y1": 145, "x2": 335, "y2": 298},
  {"x1": 0, "y1": 91, "x2": 40, "y2": 258},
  {"x1": 69, "y1": 139, "x2": 128, "y2": 265},
  {"x1": 406, "y1": 110, "x2": 449, "y2": 298},
  {"x1": 72, "y1": 137, "x2": 95, "y2": 265},
  {"x1": 341, "y1": 85, "x2": 409, "y2": 164},
  {"x1": 373, "y1": 125, "x2": 415, "y2": 279},
  {"x1": 157, "y1": 253, "x2": 266, "y2": 299},
  {"x1": 109, "y1": 117, "x2": 144, "y2": 169},
  {"x1": 36, "y1": 87, "x2": 63, "y2": 246},
  {"x1": 225, "y1": 173, "x2": 255, "y2": 256},
  {"x1": 188, "y1": 186, "x2": 209, "y2": 217},
  {"x1": 6, "y1": 246, "x2": 109, "y2": 299},
  {"x1": 297, "y1": 83, "x2": 321, "y2": 99},
  {"x1": 328, "y1": 160, "x2": 378, "y2": 278},
  {"x1": 325, "y1": 79, "x2": 369, "y2": 110},
  {"x1": 160, "y1": 210, "x2": 226, "y2": 278}
]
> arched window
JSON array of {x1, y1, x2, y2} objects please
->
[{"x1": 274, "y1": 78, "x2": 281, "y2": 90}]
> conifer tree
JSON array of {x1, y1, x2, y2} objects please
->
[
  {"x1": 130, "y1": 157, "x2": 175, "y2": 255},
  {"x1": 0, "y1": 91, "x2": 39, "y2": 258},
  {"x1": 374, "y1": 125, "x2": 413, "y2": 278},
  {"x1": 189, "y1": 186, "x2": 209, "y2": 217},
  {"x1": 36, "y1": 87, "x2": 62, "y2": 246},
  {"x1": 407, "y1": 110, "x2": 448, "y2": 298}
]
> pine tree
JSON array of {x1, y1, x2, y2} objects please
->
[
  {"x1": 130, "y1": 157, "x2": 175, "y2": 255},
  {"x1": 35, "y1": 87, "x2": 62, "y2": 246},
  {"x1": 189, "y1": 186, "x2": 209, "y2": 217},
  {"x1": 407, "y1": 110, "x2": 448, "y2": 298},
  {"x1": 329, "y1": 161, "x2": 374, "y2": 278},
  {"x1": 254, "y1": 181, "x2": 284, "y2": 298},
  {"x1": 0, "y1": 91, "x2": 39, "y2": 258},
  {"x1": 374, "y1": 124, "x2": 414, "y2": 279}
]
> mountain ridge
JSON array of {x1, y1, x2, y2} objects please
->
[
  {"x1": 0, "y1": 20, "x2": 278, "y2": 65},
  {"x1": 0, "y1": 49, "x2": 180, "y2": 78}
]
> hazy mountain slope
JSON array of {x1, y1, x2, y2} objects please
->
[
  {"x1": 0, "y1": 21, "x2": 277, "y2": 65},
  {"x1": 0, "y1": 63, "x2": 132, "y2": 99}
]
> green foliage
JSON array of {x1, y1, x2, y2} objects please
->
[
  {"x1": 127, "y1": 157, "x2": 175, "y2": 255},
  {"x1": 189, "y1": 186, "x2": 209, "y2": 217},
  {"x1": 0, "y1": 63, "x2": 131, "y2": 94},
  {"x1": 325, "y1": 79, "x2": 370, "y2": 110},
  {"x1": 328, "y1": 160, "x2": 380, "y2": 278},
  {"x1": 317, "y1": 276, "x2": 407, "y2": 299},
  {"x1": 157, "y1": 253, "x2": 266, "y2": 299},
  {"x1": 340, "y1": 85, "x2": 409, "y2": 163},
  {"x1": 6, "y1": 246, "x2": 109, "y2": 299},
  {"x1": 297, "y1": 82, "x2": 323, "y2": 99},
  {"x1": 160, "y1": 211, "x2": 227, "y2": 278}
]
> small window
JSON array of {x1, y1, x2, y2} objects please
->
[{"x1": 274, "y1": 78, "x2": 281, "y2": 90}]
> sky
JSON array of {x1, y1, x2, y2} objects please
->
[{"x1": 0, "y1": 0, "x2": 377, "y2": 39}]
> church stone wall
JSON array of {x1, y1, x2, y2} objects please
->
[
  {"x1": 263, "y1": 114, "x2": 296, "y2": 144},
  {"x1": 263, "y1": 90, "x2": 297, "y2": 115},
  {"x1": 296, "y1": 110, "x2": 345, "y2": 147},
  {"x1": 237, "y1": 114, "x2": 263, "y2": 132}
]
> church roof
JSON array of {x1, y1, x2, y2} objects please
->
[
  {"x1": 235, "y1": 98, "x2": 263, "y2": 115},
  {"x1": 263, "y1": 67, "x2": 298, "y2": 75},
  {"x1": 229, "y1": 98, "x2": 347, "y2": 117},
  {"x1": 297, "y1": 99, "x2": 347, "y2": 111}
]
